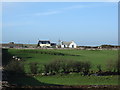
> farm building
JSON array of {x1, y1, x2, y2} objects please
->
[
  {"x1": 50, "y1": 43, "x2": 57, "y2": 48},
  {"x1": 60, "y1": 41, "x2": 77, "y2": 48},
  {"x1": 37, "y1": 40, "x2": 51, "y2": 48}
]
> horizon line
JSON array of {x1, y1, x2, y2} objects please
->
[{"x1": 1, "y1": 41, "x2": 118, "y2": 46}]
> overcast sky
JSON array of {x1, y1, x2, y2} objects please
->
[{"x1": 2, "y1": 2, "x2": 118, "y2": 46}]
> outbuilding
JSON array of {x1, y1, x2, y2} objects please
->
[
  {"x1": 60, "y1": 41, "x2": 77, "y2": 48},
  {"x1": 37, "y1": 40, "x2": 51, "y2": 48}
]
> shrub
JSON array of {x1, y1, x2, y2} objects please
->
[
  {"x1": 97, "y1": 64, "x2": 102, "y2": 72},
  {"x1": 106, "y1": 60, "x2": 117, "y2": 72},
  {"x1": 72, "y1": 61, "x2": 84, "y2": 72},
  {"x1": 5, "y1": 60, "x2": 24, "y2": 74},
  {"x1": 44, "y1": 59, "x2": 62, "y2": 74},
  {"x1": 60, "y1": 60, "x2": 72, "y2": 73},
  {"x1": 29, "y1": 62, "x2": 39, "y2": 74},
  {"x1": 115, "y1": 60, "x2": 120, "y2": 73},
  {"x1": 44, "y1": 59, "x2": 92, "y2": 75},
  {"x1": 82, "y1": 61, "x2": 92, "y2": 75}
]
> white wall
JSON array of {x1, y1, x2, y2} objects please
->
[
  {"x1": 69, "y1": 42, "x2": 77, "y2": 48},
  {"x1": 60, "y1": 42, "x2": 77, "y2": 48},
  {"x1": 61, "y1": 45, "x2": 65, "y2": 48},
  {"x1": 39, "y1": 44, "x2": 51, "y2": 47}
]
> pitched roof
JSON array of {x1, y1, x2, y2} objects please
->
[
  {"x1": 61, "y1": 41, "x2": 73, "y2": 46},
  {"x1": 38, "y1": 40, "x2": 50, "y2": 44}
]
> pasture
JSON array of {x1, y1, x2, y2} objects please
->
[
  {"x1": 9, "y1": 74, "x2": 118, "y2": 86},
  {"x1": 4, "y1": 48, "x2": 119, "y2": 86},
  {"x1": 8, "y1": 49, "x2": 118, "y2": 71}
]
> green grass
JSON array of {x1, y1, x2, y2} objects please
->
[
  {"x1": 10, "y1": 74, "x2": 119, "y2": 86},
  {"x1": 8, "y1": 49, "x2": 118, "y2": 71},
  {"x1": 35, "y1": 74, "x2": 118, "y2": 85},
  {"x1": 5, "y1": 49, "x2": 119, "y2": 86}
]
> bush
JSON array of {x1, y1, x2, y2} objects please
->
[
  {"x1": 43, "y1": 59, "x2": 92, "y2": 75},
  {"x1": 106, "y1": 60, "x2": 117, "y2": 72},
  {"x1": 115, "y1": 60, "x2": 120, "y2": 73},
  {"x1": 82, "y1": 61, "x2": 92, "y2": 75},
  {"x1": 97, "y1": 64, "x2": 102, "y2": 72},
  {"x1": 29, "y1": 62, "x2": 39, "y2": 74},
  {"x1": 44, "y1": 59, "x2": 62, "y2": 74},
  {"x1": 60, "y1": 60, "x2": 72, "y2": 73},
  {"x1": 5, "y1": 60, "x2": 24, "y2": 74},
  {"x1": 73, "y1": 61, "x2": 84, "y2": 72}
]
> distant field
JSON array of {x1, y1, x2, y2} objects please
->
[
  {"x1": 4, "y1": 48, "x2": 119, "y2": 86},
  {"x1": 23, "y1": 44, "x2": 37, "y2": 47},
  {"x1": 8, "y1": 49, "x2": 118, "y2": 72}
]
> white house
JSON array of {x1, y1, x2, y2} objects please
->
[
  {"x1": 37, "y1": 40, "x2": 51, "y2": 48},
  {"x1": 60, "y1": 41, "x2": 77, "y2": 48}
]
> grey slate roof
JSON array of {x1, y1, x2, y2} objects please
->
[
  {"x1": 61, "y1": 41, "x2": 72, "y2": 46},
  {"x1": 38, "y1": 40, "x2": 50, "y2": 44}
]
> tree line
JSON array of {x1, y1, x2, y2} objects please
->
[{"x1": 4, "y1": 59, "x2": 120, "y2": 76}]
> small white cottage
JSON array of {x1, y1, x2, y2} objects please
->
[
  {"x1": 37, "y1": 40, "x2": 51, "y2": 48},
  {"x1": 60, "y1": 41, "x2": 77, "y2": 48}
]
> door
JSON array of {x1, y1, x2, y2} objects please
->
[{"x1": 72, "y1": 45, "x2": 74, "y2": 48}]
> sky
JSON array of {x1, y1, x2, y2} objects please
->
[{"x1": 2, "y1": 2, "x2": 118, "y2": 46}]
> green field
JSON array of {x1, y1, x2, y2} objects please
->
[
  {"x1": 5, "y1": 49, "x2": 119, "y2": 86},
  {"x1": 10, "y1": 74, "x2": 118, "y2": 86},
  {"x1": 8, "y1": 49, "x2": 118, "y2": 71},
  {"x1": 35, "y1": 74, "x2": 118, "y2": 85}
]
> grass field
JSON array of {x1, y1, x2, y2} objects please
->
[
  {"x1": 34, "y1": 74, "x2": 118, "y2": 85},
  {"x1": 8, "y1": 49, "x2": 118, "y2": 71},
  {"x1": 5, "y1": 48, "x2": 119, "y2": 86},
  {"x1": 9, "y1": 74, "x2": 119, "y2": 86}
]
